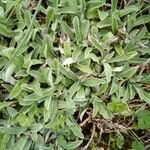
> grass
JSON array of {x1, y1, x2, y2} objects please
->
[{"x1": 0, "y1": 0, "x2": 150, "y2": 149}]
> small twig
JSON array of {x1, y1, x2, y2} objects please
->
[
  {"x1": 107, "y1": 136, "x2": 111, "y2": 150},
  {"x1": 80, "y1": 116, "x2": 91, "y2": 127},
  {"x1": 82, "y1": 124, "x2": 95, "y2": 150}
]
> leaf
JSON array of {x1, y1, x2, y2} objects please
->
[
  {"x1": 82, "y1": 77, "x2": 105, "y2": 87},
  {"x1": 22, "y1": 141, "x2": 32, "y2": 150},
  {"x1": 96, "y1": 83, "x2": 108, "y2": 95},
  {"x1": 59, "y1": 63, "x2": 78, "y2": 81},
  {"x1": 97, "y1": 17, "x2": 111, "y2": 28},
  {"x1": 73, "y1": 16, "x2": 83, "y2": 43},
  {"x1": 98, "y1": 10, "x2": 109, "y2": 20},
  {"x1": 87, "y1": 0, "x2": 106, "y2": 11},
  {"x1": 108, "y1": 51, "x2": 138, "y2": 63},
  {"x1": 81, "y1": 19, "x2": 90, "y2": 40},
  {"x1": 64, "y1": 40, "x2": 72, "y2": 57},
  {"x1": 92, "y1": 95, "x2": 112, "y2": 119},
  {"x1": 132, "y1": 140, "x2": 145, "y2": 150},
  {"x1": 16, "y1": 113, "x2": 33, "y2": 127},
  {"x1": 57, "y1": 7, "x2": 76, "y2": 14},
  {"x1": 120, "y1": 66, "x2": 139, "y2": 79},
  {"x1": 103, "y1": 63, "x2": 112, "y2": 83},
  {"x1": 0, "y1": 127, "x2": 27, "y2": 135},
  {"x1": 89, "y1": 36, "x2": 104, "y2": 57},
  {"x1": 123, "y1": 51, "x2": 138, "y2": 60},
  {"x1": 70, "y1": 125, "x2": 84, "y2": 139},
  {"x1": 115, "y1": 134, "x2": 124, "y2": 149},
  {"x1": 136, "y1": 110, "x2": 150, "y2": 129},
  {"x1": 120, "y1": 5, "x2": 140, "y2": 17},
  {"x1": 32, "y1": 79, "x2": 43, "y2": 96},
  {"x1": 10, "y1": 78, "x2": 28, "y2": 99},
  {"x1": 4, "y1": 0, "x2": 42, "y2": 68},
  {"x1": 68, "y1": 82, "x2": 81, "y2": 98},
  {"x1": 67, "y1": 0, "x2": 78, "y2": 13},
  {"x1": 111, "y1": 0, "x2": 118, "y2": 13},
  {"x1": 76, "y1": 64, "x2": 93, "y2": 74},
  {"x1": 0, "y1": 24, "x2": 15, "y2": 38},
  {"x1": 61, "y1": 140, "x2": 83, "y2": 150},
  {"x1": 114, "y1": 43, "x2": 125, "y2": 57},
  {"x1": 46, "y1": 70, "x2": 53, "y2": 87},
  {"x1": 61, "y1": 21, "x2": 74, "y2": 39},
  {"x1": 12, "y1": 136, "x2": 27, "y2": 150},
  {"x1": 30, "y1": 123, "x2": 43, "y2": 133},
  {"x1": 0, "y1": 102, "x2": 12, "y2": 110},
  {"x1": 0, "y1": 133, "x2": 9, "y2": 150},
  {"x1": 46, "y1": 7, "x2": 54, "y2": 27},
  {"x1": 107, "y1": 101, "x2": 129, "y2": 113},
  {"x1": 134, "y1": 86, "x2": 150, "y2": 104},
  {"x1": 134, "y1": 15, "x2": 150, "y2": 27},
  {"x1": 65, "y1": 97, "x2": 76, "y2": 114},
  {"x1": 4, "y1": 63, "x2": 16, "y2": 83},
  {"x1": 44, "y1": 98, "x2": 57, "y2": 122},
  {"x1": 111, "y1": 11, "x2": 119, "y2": 34}
]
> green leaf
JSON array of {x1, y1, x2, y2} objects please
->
[
  {"x1": 111, "y1": 11, "x2": 119, "y2": 34},
  {"x1": 97, "y1": 17, "x2": 111, "y2": 28},
  {"x1": 87, "y1": 0, "x2": 106, "y2": 11},
  {"x1": 73, "y1": 16, "x2": 83, "y2": 43},
  {"x1": 46, "y1": 7, "x2": 54, "y2": 27},
  {"x1": 0, "y1": 24, "x2": 15, "y2": 38},
  {"x1": 82, "y1": 77, "x2": 105, "y2": 87},
  {"x1": 81, "y1": 20, "x2": 90, "y2": 40},
  {"x1": 10, "y1": 78, "x2": 28, "y2": 99},
  {"x1": 134, "y1": 86, "x2": 150, "y2": 104},
  {"x1": 111, "y1": 0, "x2": 118, "y2": 13},
  {"x1": 70, "y1": 124, "x2": 84, "y2": 139},
  {"x1": 0, "y1": 133, "x2": 9, "y2": 150},
  {"x1": 48, "y1": 68, "x2": 54, "y2": 87},
  {"x1": 98, "y1": 10, "x2": 108, "y2": 20},
  {"x1": 136, "y1": 110, "x2": 150, "y2": 129},
  {"x1": 4, "y1": 63, "x2": 16, "y2": 83},
  {"x1": 107, "y1": 101, "x2": 129, "y2": 113},
  {"x1": 134, "y1": 15, "x2": 150, "y2": 27},
  {"x1": 67, "y1": 0, "x2": 78, "y2": 13},
  {"x1": 30, "y1": 123, "x2": 43, "y2": 133},
  {"x1": 59, "y1": 63, "x2": 78, "y2": 81},
  {"x1": 16, "y1": 113, "x2": 33, "y2": 127},
  {"x1": 120, "y1": 66, "x2": 139, "y2": 79},
  {"x1": 32, "y1": 79, "x2": 43, "y2": 96},
  {"x1": 89, "y1": 36, "x2": 104, "y2": 57},
  {"x1": 68, "y1": 82, "x2": 81, "y2": 98},
  {"x1": 61, "y1": 21, "x2": 74, "y2": 39},
  {"x1": 0, "y1": 127, "x2": 27, "y2": 135},
  {"x1": 116, "y1": 134, "x2": 124, "y2": 149},
  {"x1": 120, "y1": 5, "x2": 140, "y2": 17},
  {"x1": 132, "y1": 140, "x2": 145, "y2": 150},
  {"x1": 76, "y1": 64, "x2": 93, "y2": 74},
  {"x1": 92, "y1": 95, "x2": 112, "y2": 119},
  {"x1": 44, "y1": 98, "x2": 57, "y2": 122},
  {"x1": 114, "y1": 43, "x2": 125, "y2": 57},
  {"x1": 61, "y1": 140, "x2": 83, "y2": 150},
  {"x1": 96, "y1": 83, "x2": 108, "y2": 95},
  {"x1": 103, "y1": 63, "x2": 112, "y2": 83},
  {"x1": 109, "y1": 78, "x2": 118, "y2": 95},
  {"x1": 64, "y1": 40, "x2": 72, "y2": 57},
  {"x1": 12, "y1": 136, "x2": 27, "y2": 150},
  {"x1": 0, "y1": 102, "x2": 12, "y2": 110}
]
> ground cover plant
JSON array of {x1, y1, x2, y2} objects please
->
[{"x1": 0, "y1": 0, "x2": 150, "y2": 149}]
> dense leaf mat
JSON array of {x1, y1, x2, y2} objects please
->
[{"x1": 0, "y1": 0, "x2": 150, "y2": 149}]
